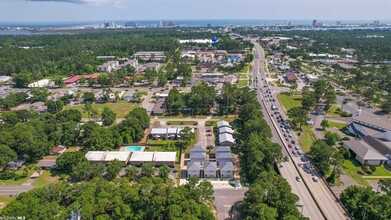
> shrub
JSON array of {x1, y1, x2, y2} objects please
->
[
  {"x1": 357, "y1": 170, "x2": 365, "y2": 175},
  {"x1": 366, "y1": 171, "x2": 373, "y2": 175},
  {"x1": 166, "y1": 122, "x2": 172, "y2": 125},
  {"x1": 59, "y1": 174, "x2": 68, "y2": 181},
  {"x1": 193, "y1": 122, "x2": 198, "y2": 125},
  {"x1": 369, "y1": 165, "x2": 376, "y2": 173},
  {"x1": 0, "y1": 171, "x2": 17, "y2": 180}
]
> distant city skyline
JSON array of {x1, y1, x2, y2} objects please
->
[{"x1": 1, "y1": 0, "x2": 391, "y2": 22}]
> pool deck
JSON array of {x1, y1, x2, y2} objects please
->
[{"x1": 119, "y1": 146, "x2": 146, "y2": 152}]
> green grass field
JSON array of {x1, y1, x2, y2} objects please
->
[
  {"x1": 326, "y1": 104, "x2": 341, "y2": 118},
  {"x1": 32, "y1": 170, "x2": 65, "y2": 187},
  {"x1": 328, "y1": 121, "x2": 347, "y2": 130},
  {"x1": 297, "y1": 126, "x2": 317, "y2": 152},
  {"x1": 166, "y1": 121, "x2": 198, "y2": 126},
  {"x1": 342, "y1": 159, "x2": 370, "y2": 186},
  {"x1": 64, "y1": 102, "x2": 140, "y2": 118},
  {"x1": 277, "y1": 92, "x2": 302, "y2": 113},
  {"x1": 237, "y1": 79, "x2": 249, "y2": 88}
]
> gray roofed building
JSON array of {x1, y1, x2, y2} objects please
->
[
  {"x1": 215, "y1": 146, "x2": 231, "y2": 153},
  {"x1": 37, "y1": 159, "x2": 57, "y2": 169},
  {"x1": 217, "y1": 120, "x2": 231, "y2": 129},
  {"x1": 187, "y1": 161, "x2": 201, "y2": 178},
  {"x1": 219, "y1": 162, "x2": 234, "y2": 178},
  {"x1": 190, "y1": 146, "x2": 206, "y2": 152},
  {"x1": 219, "y1": 133, "x2": 235, "y2": 147},
  {"x1": 216, "y1": 152, "x2": 233, "y2": 163},
  {"x1": 190, "y1": 152, "x2": 206, "y2": 162},
  {"x1": 203, "y1": 162, "x2": 218, "y2": 178},
  {"x1": 219, "y1": 126, "x2": 234, "y2": 134},
  {"x1": 343, "y1": 140, "x2": 388, "y2": 166}
]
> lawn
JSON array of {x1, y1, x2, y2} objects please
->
[
  {"x1": 237, "y1": 79, "x2": 249, "y2": 88},
  {"x1": 205, "y1": 121, "x2": 217, "y2": 127},
  {"x1": 32, "y1": 170, "x2": 64, "y2": 187},
  {"x1": 64, "y1": 102, "x2": 140, "y2": 118},
  {"x1": 0, "y1": 166, "x2": 36, "y2": 186},
  {"x1": 363, "y1": 166, "x2": 391, "y2": 177},
  {"x1": 297, "y1": 126, "x2": 317, "y2": 152},
  {"x1": 342, "y1": 159, "x2": 370, "y2": 186},
  {"x1": 277, "y1": 92, "x2": 302, "y2": 113},
  {"x1": 326, "y1": 104, "x2": 341, "y2": 118},
  {"x1": 166, "y1": 121, "x2": 198, "y2": 126},
  {"x1": 211, "y1": 116, "x2": 236, "y2": 123},
  {"x1": 328, "y1": 121, "x2": 347, "y2": 130},
  {"x1": 0, "y1": 196, "x2": 15, "y2": 209}
]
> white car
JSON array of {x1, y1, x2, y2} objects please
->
[{"x1": 296, "y1": 176, "x2": 302, "y2": 182}]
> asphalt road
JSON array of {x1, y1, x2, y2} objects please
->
[
  {"x1": 252, "y1": 40, "x2": 349, "y2": 220},
  {"x1": 0, "y1": 186, "x2": 34, "y2": 195},
  {"x1": 214, "y1": 188, "x2": 247, "y2": 220}
]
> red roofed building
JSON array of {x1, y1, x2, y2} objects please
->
[
  {"x1": 285, "y1": 72, "x2": 298, "y2": 82},
  {"x1": 50, "y1": 145, "x2": 66, "y2": 155},
  {"x1": 64, "y1": 74, "x2": 99, "y2": 84}
]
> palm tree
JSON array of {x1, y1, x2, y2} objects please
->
[{"x1": 83, "y1": 103, "x2": 93, "y2": 121}]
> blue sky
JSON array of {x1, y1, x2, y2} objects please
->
[{"x1": 1, "y1": 0, "x2": 391, "y2": 22}]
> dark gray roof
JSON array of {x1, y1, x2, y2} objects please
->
[
  {"x1": 363, "y1": 136, "x2": 391, "y2": 156},
  {"x1": 215, "y1": 146, "x2": 231, "y2": 153},
  {"x1": 190, "y1": 146, "x2": 206, "y2": 152},
  {"x1": 190, "y1": 152, "x2": 206, "y2": 159},
  {"x1": 204, "y1": 162, "x2": 218, "y2": 171},
  {"x1": 220, "y1": 162, "x2": 234, "y2": 171},
  {"x1": 216, "y1": 152, "x2": 233, "y2": 160},
  {"x1": 187, "y1": 161, "x2": 201, "y2": 171}
]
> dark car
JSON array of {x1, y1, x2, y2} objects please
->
[
  {"x1": 288, "y1": 144, "x2": 292, "y2": 148},
  {"x1": 291, "y1": 140, "x2": 296, "y2": 144}
]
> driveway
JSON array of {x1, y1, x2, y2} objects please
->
[{"x1": 214, "y1": 188, "x2": 247, "y2": 220}]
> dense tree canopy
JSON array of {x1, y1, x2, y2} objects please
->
[{"x1": 1, "y1": 177, "x2": 215, "y2": 220}]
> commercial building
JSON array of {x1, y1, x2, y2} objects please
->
[
  {"x1": 63, "y1": 74, "x2": 99, "y2": 85},
  {"x1": 128, "y1": 152, "x2": 177, "y2": 167},
  {"x1": 145, "y1": 62, "x2": 161, "y2": 71},
  {"x1": 285, "y1": 72, "x2": 298, "y2": 82},
  {"x1": 98, "y1": 61, "x2": 119, "y2": 72},
  {"x1": 343, "y1": 138, "x2": 388, "y2": 166},
  {"x1": 85, "y1": 151, "x2": 132, "y2": 165},
  {"x1": 28, "y1": 79, "x2": 53, "y2": 88},
  {"x1": 133, "y1": 51, "x2": 166, "y2": 61}
]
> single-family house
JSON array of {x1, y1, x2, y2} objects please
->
[
  {"x1": 216, "y1": 152, "x2": 233, "y2": 163},
  {"x1": 203, "y1": 162, "x2": 218, "y2": 178},
  {"x1": 187, "y1": 161, "x2": 201, "y2": 178},
  {"x1": 37, "y1": 159, "x2": 57, "y2": 169},
  {"x1": 216, "y1": 120, "x2": 232, "y2": 129},
  {"x1": 220, "y1": 162, "x2": 234, "y2": 178},
  {"x1": 49, "y1": 145, "x2": 66, "y2": 155},
  {"x1": 219, "y1": 133, "x2": 235, "y2": 147},
  {"x1": 219, "y1": 126, "x2": 234, "y2": 135},
  {"x1": 190, "y1": 152, "x2": 207, "y2": 162},
  {"x1": 7, "y1": 157, "x2": 26, "y2": 170}
]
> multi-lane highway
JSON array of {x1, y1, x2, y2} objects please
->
[{"x1": 251, "y1": 40, "x2": 349, "y2": 220}]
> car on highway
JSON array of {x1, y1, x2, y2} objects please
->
[
  {"x1": 296, "y1": 176, "x2": 302, "y2": 182},
  {"x1": 285, "y1": 156, "x2": 289, "y2": 161},
  {"x1": 288, "y1": 134, "x2": 292, "y2": 138},
  {"x1": 291, "y1": 140, "x2": 296, "y2": 144},
  {"x1": 312, "y1": 176, "x2": 318, "y2": 182},
  {"x1": 292, "y1": 150, "x2": 296, "y2": 155},
  {"x1": 294, "y1": 146, "x2": 299, "y2": 150},
  {"x1": 297, "y1": 150, "x2": 302, "y2": 155},
  {"x1": 288, "y1": 144, "x2": 292, "y2": 148},
  {"x1": 286, "y1": 137, "x2": 290, "y2": 141},
  {"x1": 283, "y1": 133, "x2": 287, "y2": 137}
]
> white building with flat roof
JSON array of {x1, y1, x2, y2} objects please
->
[{"x1": 153, "y1": 152, "x2": 176, "y2": 167}]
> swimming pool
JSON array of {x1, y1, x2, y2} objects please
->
[{"x1": 124, "y1": 146, "x2": 142, "y2": 152}]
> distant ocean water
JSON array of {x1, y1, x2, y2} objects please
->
[{"x1": 0, "y1": 19, "x2": 390, "y2": 35}]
